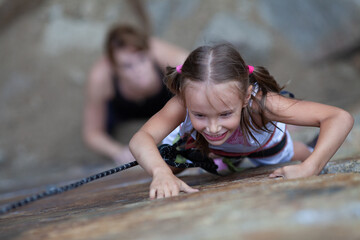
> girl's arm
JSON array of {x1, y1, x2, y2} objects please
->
[
  {"x1": 129, "y1": 96, "x2": 198, "y2": 198},
  {"x1": 262, "y1": 93, "x2": 354, "y2": 179}
]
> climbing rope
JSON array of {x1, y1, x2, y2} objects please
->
[
  {"x1": 0, "y1": 161, "x2": 138, "y2": 214},
  {"x1": 0, "y1": 139, "x2": 218, "y2": 215}
]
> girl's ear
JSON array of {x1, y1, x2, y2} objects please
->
[{"x1": 243, "y1": 85, "x2": 253, "y2": 108}]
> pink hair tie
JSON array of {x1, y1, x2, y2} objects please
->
[
  {"x1": 176, "y1": 64, "x2": 183, "y2": 74},
  {"x1": 248, "y1": 65, "x2": 254, "y2": 74}
]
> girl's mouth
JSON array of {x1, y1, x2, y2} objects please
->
[{"x1": 203, "y1": 131, "x2": 228, "y2": 142}]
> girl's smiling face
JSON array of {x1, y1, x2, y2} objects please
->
[{"x1": 185, "y1": 81, "x2": 250, "y2": 145}]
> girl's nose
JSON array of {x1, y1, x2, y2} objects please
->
[{"x1": 206, "y1": 120, "x2": 221, "y2": 133}]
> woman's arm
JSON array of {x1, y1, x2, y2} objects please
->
[
  {"x1": 129, "y1": 96, "x2": 198, "y2": 198},
  {"x1": 263, "y1": 93, "x2": 354, "y2": 178},
  {"x1": 83, "y1": 58, "x2": 134, "y2": 164},
  {"x1": 149, "y1": 37, "x2": 188, "y2": 70}
]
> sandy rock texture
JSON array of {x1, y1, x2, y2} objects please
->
[{"x1": 0, "y1": 2, "x2": 360, "y2": 238}]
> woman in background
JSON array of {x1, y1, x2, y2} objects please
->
[{"x1": 83, "y1": 24, "x2": 188, "y2": 165}]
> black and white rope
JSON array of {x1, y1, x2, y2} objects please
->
[
  {"x1": 0, "y1": 161, "x2": 138, "y2": 215},
  {"x1": 0, "y1": 142, "x2": 217, "y2": 215}
]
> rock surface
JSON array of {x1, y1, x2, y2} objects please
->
[
  {"x1": 1, "y1": 0, "x2": 360, "y2": 188},
  {"x1": 0, "y1": 159, "x2": 359, "y2": 240},
  {"x1": 1, "y1": 1, "x2": 360, "y2": 239}
]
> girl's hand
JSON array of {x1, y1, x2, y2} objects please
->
[
  {"x1": 150, "y1": 171, "x2": 198, "y2": 199},
  {"x1": 269, "y1": 162, "x2": 317, "y2": 179}
]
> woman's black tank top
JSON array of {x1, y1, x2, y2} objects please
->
[{"x1": 107, "y1": 65, "x2": 172, "y2": 123}]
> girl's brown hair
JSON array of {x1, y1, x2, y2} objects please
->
[
  {"x1": 105, "y1": 24, "x2": 149, "y2": 66},
  {"x1": 164, "y1": 43, "x2": 284, "y2": 152}
]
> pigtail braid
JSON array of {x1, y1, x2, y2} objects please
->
[
  {"x1": 239, "y1": 66, "x2": 285, "y2": 146},
  {"x1": 249, "y1": 66, "x2": 284, "y2": 122},
  {"x1": 240, "y1": 103, "x2": 258, "y2": 144},
  {"x1": 249, "y1": 66, "x2": 283, "y2": 94},
  {"x1": 164, "y1": 66, "x2": 182, "y2": 95}
]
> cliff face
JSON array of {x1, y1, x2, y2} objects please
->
[
  {"x1": 1, "y1": 158, "x2": 359, "y2": 239},
  {"x1": 1, "y1": 0, "x2": 360, "y2": 193},
  {"x1": 0, "y1": 1, "x2": 360, "y2": 238}
]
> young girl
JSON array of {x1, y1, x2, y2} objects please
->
[{"x1": 129, "y1": 43, "x2": 354, "y2": 199}]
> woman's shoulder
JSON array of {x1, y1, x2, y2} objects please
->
[
  {"x1": 149, "y1": 37, "x2": 188, "y2": 70},
  {"x1": 87, "y1": 56, "x2": 114, "y2": 99},
  {"x1": 90, "y1": 57, "x2": 112, "y2": 80}
]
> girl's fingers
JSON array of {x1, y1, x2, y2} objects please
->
[
  {"x1": 157, "y1": 189, "x2": 165, "y2": 199},
  {"x1": 150, "y1": 188, "x2": 157, "y2": 199},
  {"x1": 150, "y1": 180, "x2": 198, "y2": 199},
  {"x1": 164, "y1": 188, "x2": 171, "y2": 198},
  {"x1": 180, "y1": 182, "x2": 199, "y2": 193},
  {"x1": 269, "y1": 167, "x2": 285, "y2": 178},
  {"x1": 170, "y1": 186, "x2": 180, "y2": 197}
]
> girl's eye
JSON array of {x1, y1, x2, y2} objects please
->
[
  {"x1": 220, "y1": 112, "x2": 232, "y2": 117},
  {"x1": 194, "y1": 113, "x2": 205, "y2": 118}
]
